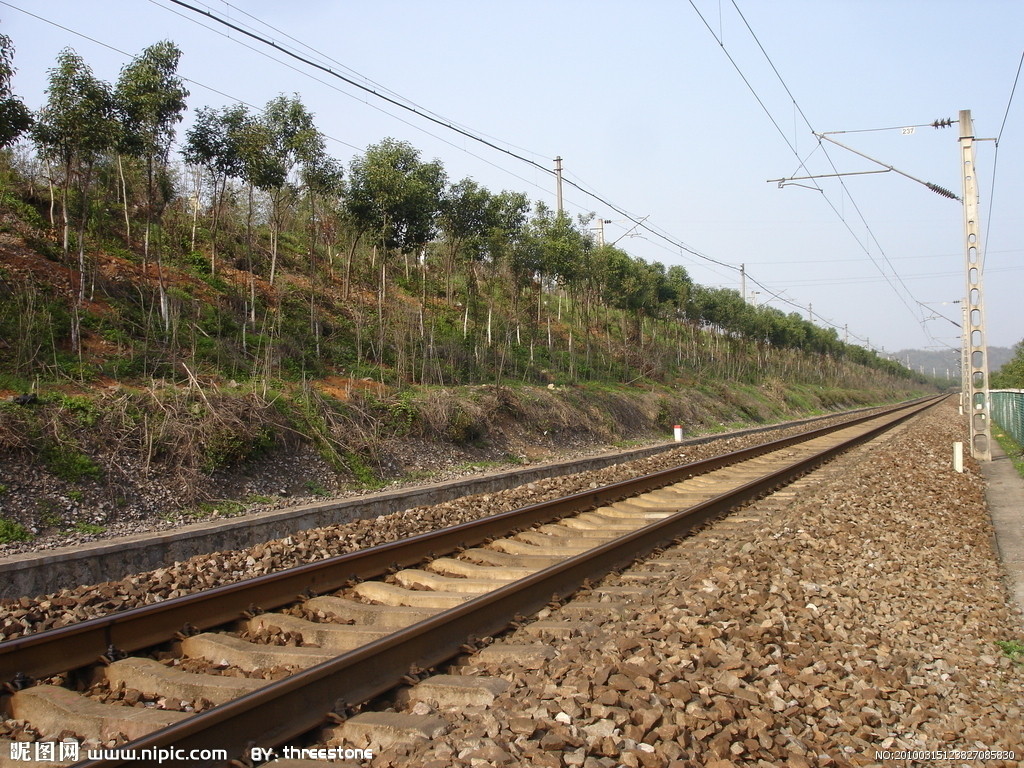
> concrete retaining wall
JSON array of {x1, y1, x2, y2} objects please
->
[{"x1": 0, "y1": 408, "x2": 875, "y2": 598}]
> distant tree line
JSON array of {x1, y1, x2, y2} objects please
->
[
  {"x1": 0, "y1": 36, "x2": 918, "y2": 389},
  {"x1": 992, "y1": 340, "x2": 1024, "y2": 389}
]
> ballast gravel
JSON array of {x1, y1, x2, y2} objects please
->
[
  {"x1": 3, "y1": 401, "x2": 1022, "y2": 766},
  {"x1": 0, "y1": 412, "x2": 876, "y2": 640},
  {"x1": 355, "y1": 400, "x2": 1023, "y2": 767}
]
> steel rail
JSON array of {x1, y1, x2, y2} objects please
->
[
  {"x1": 71, "y1": 395, "x2": 942, "y2": 767},
  {"x1": 0, "y1": 397, "x2": 939, "y2": 685}
]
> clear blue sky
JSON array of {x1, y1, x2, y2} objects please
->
[{"x1": 3, "y1": 0, "x2": 1022, "y2": 360}]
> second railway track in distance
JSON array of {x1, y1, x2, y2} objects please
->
[{"x1": 0, "y1": 396, "x2": 944, "y2": 767}]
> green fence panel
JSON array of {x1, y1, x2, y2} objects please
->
[{"x1": 991, "y1": 390, "x2": 1024, "y2": 447}]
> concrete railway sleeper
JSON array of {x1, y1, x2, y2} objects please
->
[{"x1": 0, "y1": 396, "x2": 944, "y2": 767}]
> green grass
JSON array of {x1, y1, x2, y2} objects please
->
[
  {"x1": 38, "y1": 507, "x2": 62, "y2": 528},
  {"x1": 399, "y1": 469, "x2": 436, "y2": 483},
  {"x1": 0, "y1": 517, "x2": 33, "y2": 543},
  {"x1": 54, "y1": 393, "x2": 101, "y2": 427},
  {"x1": 707, "y1": 420, "x2": 747, "y2": 434},
  {"x1": 42, "y1": 444, "x2": 102, "y2": 483},
  {"x1": 343, "y1": 452, "x2": 384, "y2": 490},
  {"x1": 303, "y1": 479, "x2": 332, "y2": 497},
  {"x1": 992, "y1": 425, "x2": 1024, "y2": 480},
  {"x1": 995, "y1": 639, "x2": 1024, "y2": 666},
  {"x1": 188, "y1": 500, "x2": 246, "y2": 518},
  {"x1": 73, "y1": 521, "x2": 105, "y2": 535},
  {"x1": 0, "y1": 372, "x2": 34, "y2": 393}
]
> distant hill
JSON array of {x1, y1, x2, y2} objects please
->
[{"x1": 889, "y1": 346, "x2": 1013, "y2": 381}]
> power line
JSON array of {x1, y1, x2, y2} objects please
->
[
  {"x1": 168, "y1": 0, "x2": 914, "y2": 355},
  {"x1": 161, "y1": 0, "x2": 555, "y2": 178},
  {"x1": 687, "y1": 0, "x2": 808, "y2": 172},
  {"x1": 726, "y1": 0, "x2": 949, "y2": 330},
  {"x1": 148, "y1": 0, "x2": 745, "y2": 278},
  {"x1": 211, "y1": 0, "x2": 548, "y2": 164},
  {"x1": 0, "y1": 0, "x2": 368, "y2": 150},
  {"x1": 17, "y1": 0, "x2": 891, "y2": 352},
  {"x1": 983, "y1": 49, "x2": 1023, "y2": 272},
  {"x1": 155, "y1": 0, "x2": 553, "y2": 176},
  {"x1": 722, "y1": 0, "x2": 937, "y2": 337},
  {"x1": 690, "y1": 2, "x2": 909, "y2": 335},
  {"x1": 727, "y1": 0, "x2": 923, "y2": 292},
  {"x1": 690, "y1": 0, "x2": 984, "y2": 353},
  {"x1": 159, "y1": 0, "x2": 750, "y2": 277},
  {"x1": 995, "y1": 50, "x2": 1023, "y2": 144}
]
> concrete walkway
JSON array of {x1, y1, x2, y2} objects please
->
[{"x1": 982, "y1": 440, "x2": 1024, "y2": 627}]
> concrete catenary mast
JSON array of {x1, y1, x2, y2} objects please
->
[{"x1": 959, "y1": 109, "x2": 992, "y2": 461}]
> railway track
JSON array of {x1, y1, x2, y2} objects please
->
[{"x1": 0, "y1": 396, "x2": 943, "y2": 767}]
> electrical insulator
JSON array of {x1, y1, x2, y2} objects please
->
[
  {"x1": 932, "y1": 118, "x2": 954, "y2": 129},
  {"x1": 926, "y1": 182, "x2": 960, "y2": 201}
]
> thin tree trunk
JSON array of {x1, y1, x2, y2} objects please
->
[
  {"x1": 60, "y1": 165, "x2": 72, "y2": 260},
  {"x1": 377, "y1": 259, "x2": 386, "y2": 362},
  {"x1": 190, "y1": 165, "x2": 201, "y2": 257},
  {"x1": 118, "y1": 154, "x2": 131, "y2": 246},
  {"x1": 344, "y1": 231, "x2": 363, "y2": 299},
  {"x1": 45, "y1": 157, "x2": 56, "y2": 228}
]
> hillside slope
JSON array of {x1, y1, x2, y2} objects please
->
[{"x1": 0, "y1": 136, "x2": 933, "y2": 547}]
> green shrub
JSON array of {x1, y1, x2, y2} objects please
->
[
  {"x1": 54, "y1": 394, "x2": 100, "y2": 427},
  {"x1": 73, "y1": 521, "x2": 105, "y2": 535},
  {"x1": 0, "y1": 518, "x2": 32, "y2": 543},
  {"x1": 996, "y1": 639, "x2": 1024, "y2": 665},
  {"x1": 42, "y1": 443, "x2": 102, "y2": 482}
]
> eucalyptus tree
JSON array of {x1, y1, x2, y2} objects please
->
[
  {"x1": 185, "y1": 102, "x2": 275, "y2": 335},
  {"x1": 301, "y1": 152, "x2": 344, "y2": 356},
  {"x1": 344, "y1": 138, "x2": 446, "y2": 295},
  {"x1": 436, "y1": 182, "x2": 529, "y2": 352},
  {"x1": 531, "y1": 204, "x2": 592, "y2": 290},
  {"x1": 182, "y1": 103, "x2": 251, "y2": 271},
  {"x1": 232, "y1": 110, "x2": 281, "y2": 332},
  {"x1": 438, "y1": 178, "x2": 492, "y2": 303},
  {"x1": 33, "y1": 49, "x2": 115, "y2": 258},
  {"x1": 481, "y1": 190, "x2": 529, "y2": 277},
  {"x1": 480, "y1": 190, "x2": 529, "y2": 330},
  {"x1": 113, "y1": 40, "x2": 188, "y2": 258},
  {"x1": 302, "y1": 151, "x2": 344, "y2": 265},
  {"x1": 259, "y1": 94, "x2": 328, "y2": 286},
  {"x1": 524, "y1": 203, "x2": 591, "y2": 323},
  {"x1": 661, "y1": 265, "x2": 692, "y2": 315},
  {"x1": 31, "y1": 48, "x2": 116, "y2": 352},
  {"x1": 0, "y1": 32, "x2": 32, "y2": 149}
]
